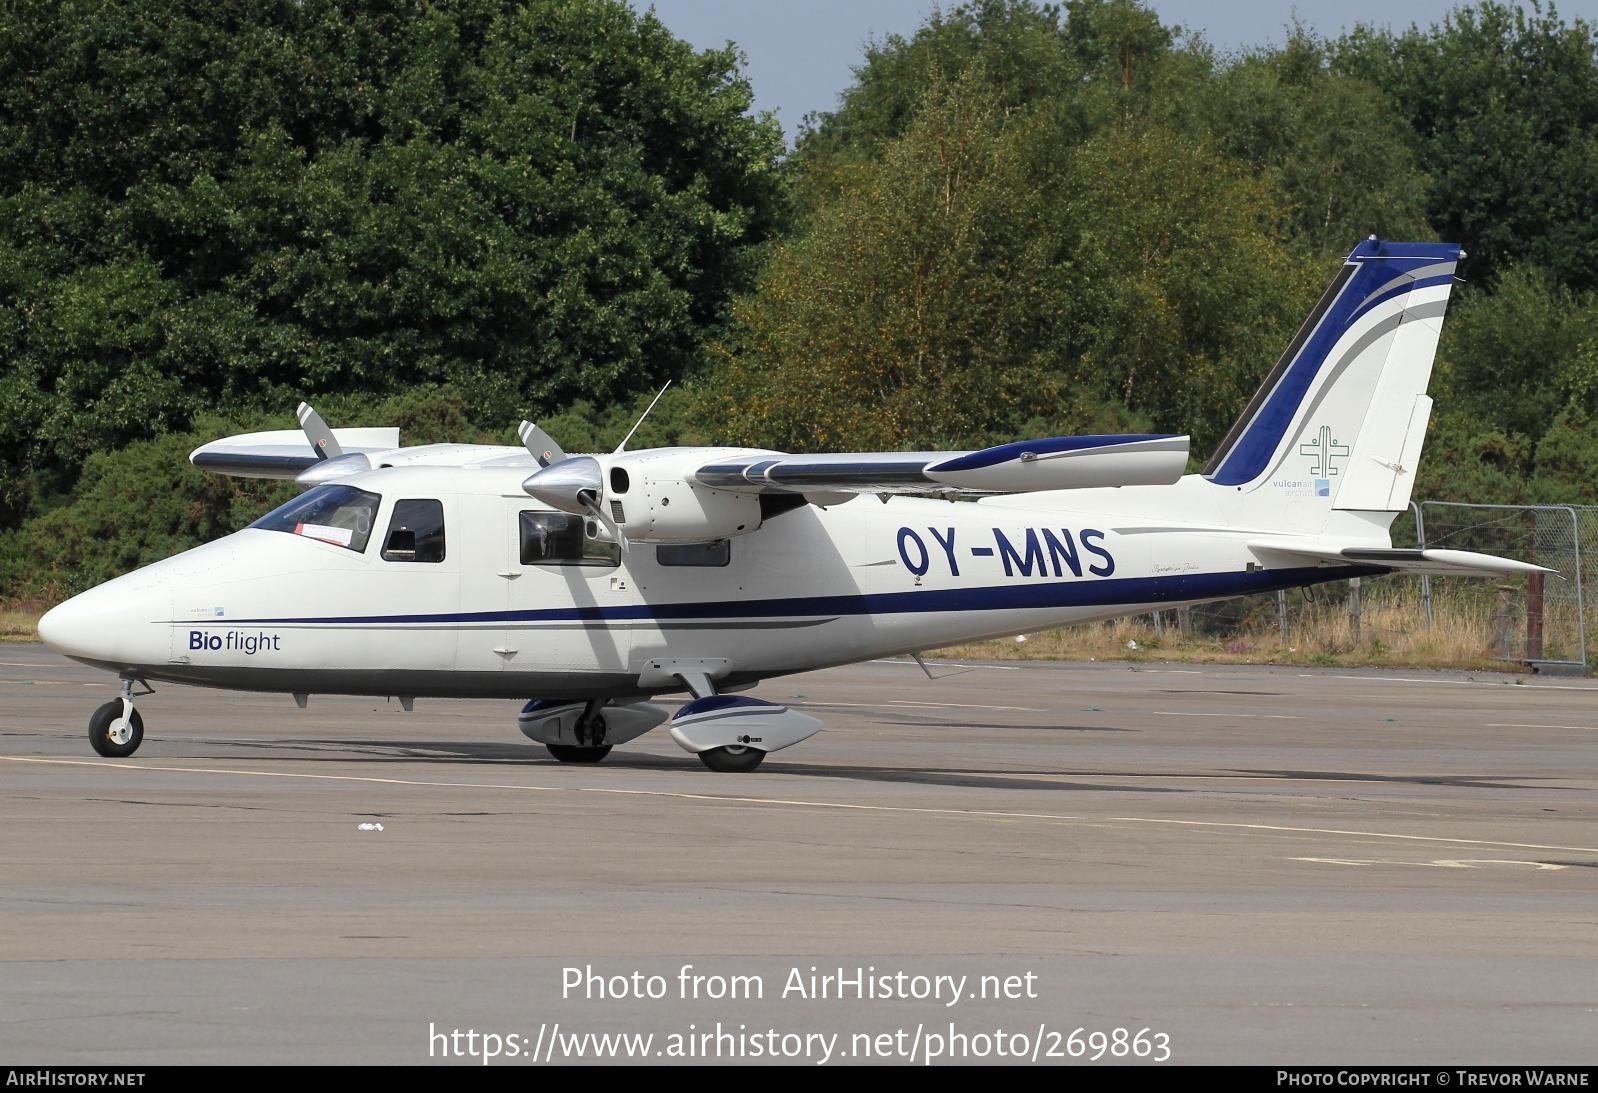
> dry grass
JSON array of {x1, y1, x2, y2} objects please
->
[
  {"x1": 934, "y1": 589, "x2": 1537, "y2": 672},
  {"x1": 0, "y1": 602, "x2": 46, "y2": 643}
]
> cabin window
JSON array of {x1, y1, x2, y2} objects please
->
[
  {"x1": 381, "y1": 499, "x2": 446, "y2": 563},
  {"x1": 656, "y1": 540, "x2": 731, "y2": 567},
  {"x1": 519, "y1": 511, "x2": 619, "y2": 567},
  {"x1": 250, "y1": 484, "x2": 381, "y2": 553}
]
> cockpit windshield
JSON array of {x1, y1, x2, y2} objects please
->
[{"x1": 250, "y1": 484, "x2": 381, "y2": 553}]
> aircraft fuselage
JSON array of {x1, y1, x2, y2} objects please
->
[{"x1": 40, "y1": 465, "x2": 1365, "y2": 701}]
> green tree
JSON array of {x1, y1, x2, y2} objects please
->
[
  {"x1": 1435, "y1": 266, "x2": 1598, "y2": 442},
  {"x1": 1167, "y1": 30, "x2": 1431, "y2": 254},
  {"x1": 713, "y1": 77, "x2": 1064, "y2": 451},
  {"x1": 709, "y1": 73, "x2": 1315, "y2": 456},
  {"x1": 792, "y1": 0, "x2": 1180, "y2": 218},
  {"x1": 1049, "y1": 127, "x2": 1320, "y2": 450},
  {"x1": 0, "y1": 0, "x2": 785, "y2": 525},
  {"x1": 795, "y1": 0, "x2": 1081, "y2": 165},
  {"x1": 1060, "y1": 0, "x2": 1173, "y2": 91},
  {"x1": 1335, "y1": 1, "x2": 1598, "y2": 287},
  {"x1": 1530, "y1": 404, "x2": 1598, "y2": 503}
]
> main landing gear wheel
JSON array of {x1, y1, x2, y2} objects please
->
[
  {"x1": 546, "y1": 744, "x2": 612, "y2": 763},
  {"x1": 88, "y1": 700, "x2": 143, "y2": 758},
  {"x1": 697, "y1": 744, "x2": 766, "y2": 773}
]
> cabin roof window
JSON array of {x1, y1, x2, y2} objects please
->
[{"x1": 250, "y1": 484, "x2": 381, "y2": 553}]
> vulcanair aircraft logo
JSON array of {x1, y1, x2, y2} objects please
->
[{"x1": 1299, "y1": 425, "x2": 1349, "y2": 496}]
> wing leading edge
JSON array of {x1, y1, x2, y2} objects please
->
[
  {"x1": 693, "y1": 434, "x2": 1190, "y2": 495},
  {"x1": 190, "y1": 428, "x2": 401, "y2": 480}
]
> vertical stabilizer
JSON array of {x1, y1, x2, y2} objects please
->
[{"x1": 1204, "y1": 238, "x2": 1460, "y2": 516}]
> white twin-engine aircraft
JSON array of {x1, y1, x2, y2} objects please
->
[{"x1": 40, "y1": 238, "x2": 1545, "y2": 771}]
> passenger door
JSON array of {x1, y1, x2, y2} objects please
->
[
  {"x1": 502, "y1": 508, "x2": 633, "y2": 676},
  {"x1": 452, "y1": 493, "x2": 516, "y2": 674}
]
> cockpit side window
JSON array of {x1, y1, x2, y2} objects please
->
[
  {"x1": 250, "y1": 484, "x2": 381, "y2": 553},
  {"x1": 519, "y1": 511, "x2": 619, "y2": 567},
  {"x1": 382, "y1": 499, "x2": 446, "y2": 563}
]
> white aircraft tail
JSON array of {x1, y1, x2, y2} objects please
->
[{"x1": 1203, "y1": 238, "x2": 1461, "y2": 529}]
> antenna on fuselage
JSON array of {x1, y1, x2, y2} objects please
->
[{"x1": 614, "y1": 381, "x2": 672, "y2": 454}]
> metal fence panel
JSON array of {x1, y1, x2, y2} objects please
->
[
  {"x1": 1111, "y1": 501, "x2": 1587, "y2": 672},
  {"x1": 1416, "y1": 502, "x2": 1585, "y2": 668}
]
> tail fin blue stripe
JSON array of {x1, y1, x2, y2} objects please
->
[
  {"x1": 1205, "y1": 239, "x2": 1460, "y2": 487},
  {"x1": 1347, "y1": 272, "x2": 1456, "y2": 328}
]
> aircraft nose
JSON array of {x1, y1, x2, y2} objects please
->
[
  {"x1": 37, "y1": 596, "x2": 95, "y2": 656},
  {"x1": 37, "y1": 580, "x2": 169, "y2": 668}
]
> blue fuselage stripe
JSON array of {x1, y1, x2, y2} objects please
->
[{"x1": 213, "y1": 566, "x2": 1384, "y2": 627}]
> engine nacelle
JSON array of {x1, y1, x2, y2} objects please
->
[
  {"x1": 604, "y1": 448, "x2": 765, "y2": 542},
  {"x1": 668, "y1": 696, "x2": 824, "y2": 755}
]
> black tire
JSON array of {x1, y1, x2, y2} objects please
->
[
  {"x1": 575, "y1": 712, "x2": 607, "y2": 747},
  {"x1": 88, "y1": 700, "x2": 143, "y2": 758},
  {"x1": 697, "y1": 745, "x2": 766, "y2": 773},
  {"x1": 546, "y1": 744, "x2": 612, "y2": 763}
]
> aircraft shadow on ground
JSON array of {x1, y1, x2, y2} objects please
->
[
  {"x1": 99, "y1": 735, "x2": 1544, "y2": 795},
  {"x1": 1228, "y1": 768, "x2": 1552, "y2": 791},
  {"x1": 176, "y1": 735, "x2": 1187, "y2": 793},
  {"x1": 859, "y1": 718, "x2": 1139, "y2": 733}
]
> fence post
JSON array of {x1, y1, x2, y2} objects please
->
[
  {"x1": 1277, "y1": 589, "x2": 1289, "y2": 647},
  {"x1": 1348, "y1": 577, "x2": 1362, "y2": 645},
  {"x1": 1491, "y1": 585, "x2": 1515, "y2": 658},
  {"x1": 1526, "y1": 570, "x2": 1545, "y2": 663},
  {"x1": 1561, "y1": 505, "x2": 1585, "y2": 670},
  {"x1": 1412, "y1": 501, "x2": 1433, "y2": 629}
]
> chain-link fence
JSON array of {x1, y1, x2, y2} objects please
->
[
  {"x1": 1098, "y1": 501, "x2": 1590, "y2": 673},
  {"x1": 1414, "y1": 502, "x2": 1585, "y2": 669}
]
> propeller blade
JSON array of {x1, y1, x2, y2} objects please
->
[
  {"x1": 517, "y1": 421, "x2": 566, "y2": 468},
  {"x1": 296, "y1": 402, "x2": 342, "y2": 461}
]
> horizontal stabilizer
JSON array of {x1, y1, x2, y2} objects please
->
[
  {"x1": 1247, "y1": 539, "x2": 1553, "y2": 578},
  {"x1": 190, "y1": 427, "x2": 400, "y2": 479},
  {"x1": 693, "y1": 434, "x2": 1189, "y2": 496}
]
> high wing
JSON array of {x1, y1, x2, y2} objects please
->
[
  {"x1": 1247, "y1": 539, "x2": 1554, "y2": 578},
  {"x1": 190, "y1": 402, "x2": 402, "y2": 481},
  {"x1": 189, "y1": 429, "x2": 401, "y2": 479},
  {"x1": 194, "y1": 403, "x2": 1191, "y2": 499},
  {"x1": 691, "y1": 434, "x2": 1190, "y2": 495}
]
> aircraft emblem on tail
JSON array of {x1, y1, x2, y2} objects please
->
[{"x1": 1300, "y1": 425, "x2": 1350, "y2": 479}]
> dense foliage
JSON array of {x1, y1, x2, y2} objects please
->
[
  {"x1": 0, "y1": 0, "x2": 784, "y2": 525},
  {"x1": 710, "y1": 0, "x2": 1598, "y2": 507},
  {"x1": 3, "y1": 0, "x2": 1596, "y2": 599}
]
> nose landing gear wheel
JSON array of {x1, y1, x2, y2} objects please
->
[
  {"x1": 546, "y1": 744, "x2": 612, "y2": 763},
  {"x1": 88, "y1": 700, "x2": 144, "y2": 758},
  {"x1": 697, "y1": 745, "x2": 766, "y2": 773}
]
